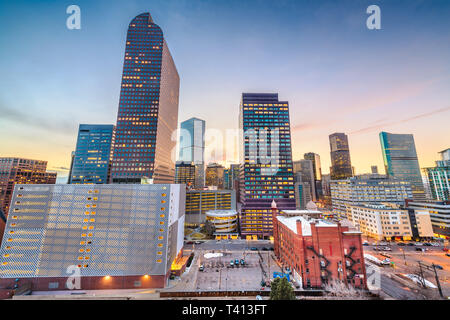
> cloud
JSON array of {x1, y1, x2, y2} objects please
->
[
  {"x1": 0, "y1": 102, "x2": 76, "y2": 135},
  {"x1": 350, "y1": 106, "x2": 450, "y2": 135}
]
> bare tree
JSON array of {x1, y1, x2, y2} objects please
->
[{"x1": 323, "y1": 279, "x2": 368, "y2": 299}]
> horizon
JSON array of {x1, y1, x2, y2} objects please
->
[{"x1": 0, "y1": 0, "x2": 449, "y2": 183}]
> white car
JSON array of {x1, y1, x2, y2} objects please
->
[
  {"x1": 431, "y1": 243, "x2": 440, "y2": 247},
  {"x1": 381, "y1": 259, "x2": 391, "y2": 265},
  {"x1": 414, "y1": 242, "x2": 423, "y2": 246}
]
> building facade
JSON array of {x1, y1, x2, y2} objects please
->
[
  {"x1": 179, "y1": 117, "x2": 205, "y2": 189},
  {"x1": 69, "y1": 124, "x2": 115, "y2": 185},
  {"x1": 346, "y1": 203, "x2": 433, "y2": 241},
  {"x1": 205, "y1": 163, "x2": 225, "y2": 189},
  {"x1": 174, "y1": 161, "x2": 195, "y2": 188},
  {"x1": 239, "y1": 93, "x2": 295, "y2": 239},
  {"x1": 185, "y1": 190, "x2": 236, "y2": 225},
  {"x1": 0, "y1": 158, "x2": 57, "y2": 241},
  {"x1": 329, "y1": 133, "x2": 353, "y2": 180},
  {"x1": 271, "y1": 202, "x2": 366, "y2": 289},
  {"x1": 205, "y1": 210, "x2": 238, "y2": 234},
  {"x1": 424, "y1": 148, "x2": 450, "y2": 201},
  {"x1": 330, "y1": 176, "x2": 413, "y2": 216},
  {"x1": 379, "y1": 132, "x2": 426, "y2": 201},
  {"x1": 406, "y1": 200, "x2": 450, "y2": 239},
  {"x1": 110, "y1": 12, "x2": 180, "y2": 184},
  {"x1": 293, "y1": 159, "x2": 316, "y2": 202},
  {"x1": 0, "y1": 184, "x2": 185, "y2": 291},
  {"x1": 304, "y1": 152, "x2": 322, "y2": 198}
]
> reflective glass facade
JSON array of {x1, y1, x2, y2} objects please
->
[
  {"x1": 239, "y1": 93, "x2": 295, "y2": 238},
  {"x1": 69, "y1": 124, "x2": 115, "y2": 185},
  {"x1": 111, "y1": 13, "x2": 179, "y2": 184},
  {"x1": 329, "y1": 132, "x2": 353, "y2": 180},
  {"x1": 424, "y1": 148, "x2": 450, "y2": 201},
  {"x1": 380, "y1": 132, "x2": 426, "y2": 201}
]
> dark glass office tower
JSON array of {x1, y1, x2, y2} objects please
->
[
  {"x1": 239, "y1": 93, "x2": 295, "y2": 239},
  {"x1": 380, "y1": 132, "x2": 427, "y2": 201},
  {"x1": 329, "y1": 133, "x2": 353, "y2": 180},
  {"x1": 69, "y1": 124, "x2": 115, "y2": 184},
  {"x1": 111, "y1": 13, "x2": 180, "y2": 184},
  {"x1": 304, "y1": 152, "x2": 322, "y2": 198}
]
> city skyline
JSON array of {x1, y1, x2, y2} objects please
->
[{"x1": 0, "y1": 0, "x2": 449, "y2": 183}]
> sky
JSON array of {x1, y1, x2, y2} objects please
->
[{"x1": 0, "y1": 0, "x2": 449, "y2": 183}]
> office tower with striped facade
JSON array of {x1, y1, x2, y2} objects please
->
[
  {"x1": 329, "y1": 132, "x2": 353, "y2": 180},
  {"x1": 111, "y1": 13, "x2": 180, "y2": 184},
  {"x1": 69, "y1": 124, "x2": 115, "y2": 185},
  {"x1": 239, "y1": 93, "x2": 295, "y2": 239}
]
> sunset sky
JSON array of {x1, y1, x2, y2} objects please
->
[{"x1": 0, "y1": 0, "x2": 449, "y2": 183}]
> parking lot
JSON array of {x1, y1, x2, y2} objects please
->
[{"x1": 192, "y1": 249, "x2": 282, "y2": 291}]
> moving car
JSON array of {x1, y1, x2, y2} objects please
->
[
  {"x1": 446, "y1": 253, "x2": 450, "y2": 257},
  {"x1": 434, "y1": 264, "x2": 443, "y2": 270},
  {"x1": 383, "y1": 247, "x2": 392, "y2": 251}
]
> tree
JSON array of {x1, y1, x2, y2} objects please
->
[
  {"x1": 201, "y1": 220, "x2": 216, "y2": 237},
  {"x1": 323, "y1": 279, "x2": 367, "y2": 299},
  {"x1": 270, "y1": 277, "x2": 296, "y2": 300}
]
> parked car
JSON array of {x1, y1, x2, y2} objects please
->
[
  {"x1": 381, "y1": 259, "x2": 390, "y2": 265},
  {"x1": 240, "y1": 259, "x2": 245, "y2": 265},
  {"x1": 185, "y1": 241, "x2": 194, "y2": 244},
  {"x1": 423, "y1": 243, "x2": 432, "y2": 246},
  {"x1": 250, "y1": 247, "x2": 258, "y2": 251},
  {"x1": 235, "y1": 259, "x2": 240, "y2": 265},
  {"x1": 262, "y1": 247, "x2": 269, "y2": 251},
  {"x1": 397, "y1": 242, "x2": 406, "y2": 246},
  {"x1": 431, "y1": 242, "x2": 441, "y2": 247},
  {"x1": 363, "y1": 242, "x2": 369, "y2": 246},
  {"x1": 446, "y1": 253, "x2": 450, "y2": 257},
  {"x1": 434, "y1": 264, "x2": 444, "y2": 270},
  {"x1": 407, "y1": 242, "x2": 415, "y2": 246},
  {"x1": 230, "y1": 260, "x2": 234, "y2": 266},
  {"x1": 199, "y1": 265, "x2": 204, "y2": 272},
  {"x1": 194, "y1": 241, "x2": 202, "y2": 244},
  {"x1": 383, "y1": 247, "x2": 392, "y2": 251},
  {"x1": 416, "y1": 247, "x2": 425, "y2": 252},
  {"x1": 414, "y1": 242, "x2": 423, "y2": 246},
  {"x1": 269, "y1": 247, "x2": 274, "y2": 251}
]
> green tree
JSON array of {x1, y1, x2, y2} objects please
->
[{"x1": 270, "y1": 277, "x2": 296, "y2": 300}]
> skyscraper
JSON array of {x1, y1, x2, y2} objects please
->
[
  {"x1": 329, "y1": 133, "x2": 353, "y2": 180},
  {"x1": 174, "y1": 161, "x2": 195, "y2": 188},
  {"x1": 293, "y1": 159, "x2": 316, "y2": 201},
  {"x1": 379, "y1": 132, "x2": 426, "y2": 201},
  {"x1": 179, "y1": 117, "x2": 205, "y2": 188},
  {"x1": 205, "y1": 163, "x2": 225, "y2": 189},
  {"x1": 304, "y1": 152, "x2": 322, "y2": 199},
  {"x1": 69, "y1": 124, "x2": 115, "y2": 184},
  {"x1": 239, "y1": 93, "x2": 295, "y2": 239},
  {"x1": 111, "y1": 13, "x2": 180, "y2": 184},
  {"x1": 424, "y1": 148, "x2": 450, "y2": 201}
]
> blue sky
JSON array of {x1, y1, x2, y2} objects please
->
[{"x1": 0, "y1": 0, "x2": 449, "y2": 182}]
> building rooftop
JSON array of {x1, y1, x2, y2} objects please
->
[{"x1": 276, "y1": 215, "x2": 338, "y2": 236}]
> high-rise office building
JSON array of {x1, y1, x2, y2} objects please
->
[
  {"x1": 329, "y1": 133, "x2": 353, "y2": 180},
  {"x1": 111, "y1": 13, "x2": 180, "y2": 184},
  {"x1": 239, "y1": 93, "x2": 295, "y2": 239},
  {"x1": 69, "y1": 124, "x2": 115, "y2": 185},
  {"x1": 224, "y1": 164, "x2": 240, "y2": 190},
  {"x1": 293, "y1": 159, "x2": 316, "y2": 202},
  {"x1": 205, "y1": 163, "x2": 225, "y2": 189},
  {"x1": 424, "y1": 148, "x2": 450, "y2": 201},
  {"x1": 371, "y1": 165, "x2": 378, "y2": 174},
  {"x1": 0, "y1": 184, "x2": 185, "y2": 290},
  {"x1": 304, "y1": 152, "x2": 322, "y2": 198},
  {"x1": 0, "y1": 158, "x2": 57, "y2": 241},
  {"x1": 174, "y1": 161, "x2": 195, "y2": 187},
  {"x1": 379, "y1": 132, "x2": 426, "y2": 201},
  {"x1": 179, "y1": 118, "x2": 205, "y2": 188}
]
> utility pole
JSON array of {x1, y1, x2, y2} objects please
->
[
  {"x1": 418, "y1": 262, "x2": 426, "y2": 288},
  {"x1": 431, "y1": 264, "x2": 444, "y2": 299}
]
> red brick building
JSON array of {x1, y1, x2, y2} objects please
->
[{"x1": 271, "y1": 200, "x2": 367, "y2": 289}]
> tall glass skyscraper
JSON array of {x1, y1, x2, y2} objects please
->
[
  {"x1": 304, "y1": 152, "x2": 322, "y2": 198},
  {"x1": 179, "y1": 117, "x2": 205, "y2": 188},
  {"x1": 379, "y1": 132, "x2": 427, "y2": 201},
  {"x1": 69, "y1": 124, "x2": 115, "y2": 185},
  {"x1": 111, "y1": 13, "x2": 180, "y2": 184},
  {"x1": 424, "y1": 148, "x2": 450, "y2": 201},
  {"x1": 239, "y1": 93, "x2": 295, "y2": 239},
  {"x1": 329, "y1": 132, "x2": 353, "y2": 180}
]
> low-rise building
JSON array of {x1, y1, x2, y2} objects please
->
[
  {"x1": 271, "y1": 200, "x2": 366, "y2": 290},
  {"x1": 206, "y1": 210, "x2": 238, "y2": 239},
  {"x1": 406, "y1": 200, "x2": 450, "y2": 240},
  {"x1": 185, "y1": 190, "x2": 236, "y2": 225},
  {"x1": 0, "y1": 184, "x2": 185, "y2": 291},
  {"x1": 330, "y1": 176, "x2": 413, "y2": 217}
]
